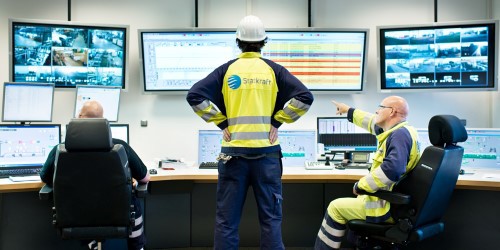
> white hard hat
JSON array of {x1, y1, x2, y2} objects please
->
[{"x1": 236, "y1": 15, "x2": 267, "y2": 42}]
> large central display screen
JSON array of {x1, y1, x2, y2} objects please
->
[
  {"x1": 378, "y1": 20, "x2": 498, "y2": 91},
  {"x1": 9, "y1": 18, "x2": 128, "y2": 88},
  {"x1": 139, "y1": 28, "x2": 368, "y2": 92},
  {"x1": 263, "y1": 30, "x2": 368, "y2": 91}
]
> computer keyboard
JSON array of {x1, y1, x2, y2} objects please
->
[
  {"x1": 304, "y1": 161, "x2": 334, "y2": 170},
  {"x1": 0, "y1": 168, "x2": 42, "y2": 178},
  {"x1": 199, "y1": 162, "x2": 218, "y2": 169}
]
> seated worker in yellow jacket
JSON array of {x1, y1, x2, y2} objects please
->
[{"x1": 315, "y1": 96, "x2": 420, "y2": 250}]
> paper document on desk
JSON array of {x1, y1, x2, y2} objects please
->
[
  {"x1": 161, "y1": 161, "x2": 193, "y2": 169},
  {"x1": 9, "y1": 175, "x2": 41, "y2": 182}
]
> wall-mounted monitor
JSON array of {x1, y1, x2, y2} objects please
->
[
  {"x1": 9, "y1": 18, "x2": 128, "y2": 88},
  {"x1": 2, "y1": 82, "x2": 55, "y2": 123},
  {"x1": 139, "y1": 28, "x2": 369, "y2": 92},
  {"x1": 74, "y1": 85, "x2": 121, "y2": 122},
  {"x1": 378, "y1": 20, "x2": 498, "y2": 92}
]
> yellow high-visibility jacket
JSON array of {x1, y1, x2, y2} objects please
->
[
  {"x1": 187, "y1": 52, "x2": 314, "y2": 154},
  {"x1": 350, "y1": 108, "x2": 420, "y2": 223}
]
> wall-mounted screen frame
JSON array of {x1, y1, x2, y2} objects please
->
[
  {"x1": 378, "y1": 19, "x2": 498, "y2": 92},
  {"x1": 9, "y1": 18, "x2": 129, "y2": 89},
  {"x1": 139, "y1": 28, "x2": 369, "y2": 92}
]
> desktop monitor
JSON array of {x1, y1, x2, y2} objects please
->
[
  {"x1": 110, "y1": 124, "x2": 129, "y2": 144},
  {"x1": 197, "y1": 129, "x2": 316, "y2": 167},
  {"x1": 74, "y1": 85, "x2": 121, "y2": 122},
  {"x1": 2, "y1": 82, "x2": 55, "y2": 122},
  {"x1": 278, "y1": 130, "x2": 316, "y2": 167},
  {"x1": 378, "y1": 19, "x2": 498, "y2": 92},
  {"x1": 9, "y1": 18, "x2": 128, "y2": 88},
  {"x1": 139, "y1": 28, "x2": 368, "y2": 92},
  {"x1": 417, "y1": 128, "x2": 500, "y2": 169},
  {"x1": 197, "y1": 130, "x2": 223, "y2": 164},
  {"x1": 65, "y1": 123, "x2": 128, "y2": 143},
  {"x1": 0, "y1": 124, "x2": 61, "y2": 169},
  {"x1": 317, "y1": 117, "x2": 377, "y2": 153}
]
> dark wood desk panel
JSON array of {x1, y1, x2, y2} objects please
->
[{"x1": 1, "y1": 168, "x2": 500, "y2": 249}]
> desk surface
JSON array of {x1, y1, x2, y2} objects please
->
[{"x1": 2, "y1": 166, "x2": 500, "y2": 192}]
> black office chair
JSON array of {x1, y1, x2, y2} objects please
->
[
  {"x1": 347, "y1": 115, "x2": 468, "y2": 249},
  {"x1": 39, "y1": 118, "x2": 147, "y2": 249}
]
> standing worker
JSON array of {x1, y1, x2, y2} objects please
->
[{"x1": 187, "y1": 15, "x2": 314, "y2": 250}]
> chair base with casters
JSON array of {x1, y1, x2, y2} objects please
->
[{"x1": 346, "y1": 115, "x2": 467, "y2": 249}]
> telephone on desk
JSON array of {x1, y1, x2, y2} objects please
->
[
  {"x1": 335, "y1": 152, "x2": 372, "y2": 170},
  {"x1": 305, "y1": 152, "x2": 372, "y2": 170}
]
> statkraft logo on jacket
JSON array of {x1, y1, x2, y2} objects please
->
[
  {"x1": 228, "y1": 74, "x2": 272, "y2": 90},
  {"x1": 228, "y1": 75, "x2": 242, "y2": 89}
]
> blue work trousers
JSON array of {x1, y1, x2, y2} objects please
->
[{"x1": 214, "y1": 155, "x2": 285, "y2": 250}]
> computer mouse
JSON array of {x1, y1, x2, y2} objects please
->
[{"x1": 149, "y1": 169, "x2": 157, "y2": 175}]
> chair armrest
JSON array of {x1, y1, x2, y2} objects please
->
[
  {"x1": 135, "y1": 182, "x2": 148, "y2": 198},
  {"x1": 39, "y1": 184, "x2": 53, "y2": 200},
  {"x1": 357, "y1": 189, "x2": 411, "y2": 204}
]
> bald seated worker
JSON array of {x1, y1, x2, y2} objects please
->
[
  {"x1": 314, "y1": 96, "x2": 420, "y2": 249},
  {"x1": 40, "y1": 100, "x2": 150, "y2": 250}
]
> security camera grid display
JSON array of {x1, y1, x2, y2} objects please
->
[
  {"x1": 380, "y1": 23, "x2": 495, "y2": 89},
  {"x1": 12, "y1": 22, "x2": 126, "y2": 88}
]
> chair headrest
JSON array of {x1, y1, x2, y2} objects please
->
[
  {"x1": 65, "y1": 118, "x2": 113, "y2": 151},
  {"x1": 428, "y1": 115, "x2": 468, "y2": 147}
]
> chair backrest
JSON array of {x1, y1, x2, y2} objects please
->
[
  {"x1": 391, "y1": 115, "x2": 468, "y2": 228},
  {"x1": 53, "y1": 118, "x2": 132, "y2": 240}
]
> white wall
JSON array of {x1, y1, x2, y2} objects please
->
[
  {"x1": 492, "y1": 0, "x2": 500, "y2": 127},
  {"x1": 0, "y1": 0, "x2": 498, "y2": 163}
]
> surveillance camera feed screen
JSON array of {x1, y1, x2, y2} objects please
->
[
  {"x1": 379, "y1": 22, "x2": 496, "y2": 90},
  {"x1": 12, "y1": 22, "x2": 126, "y2": 88}
]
